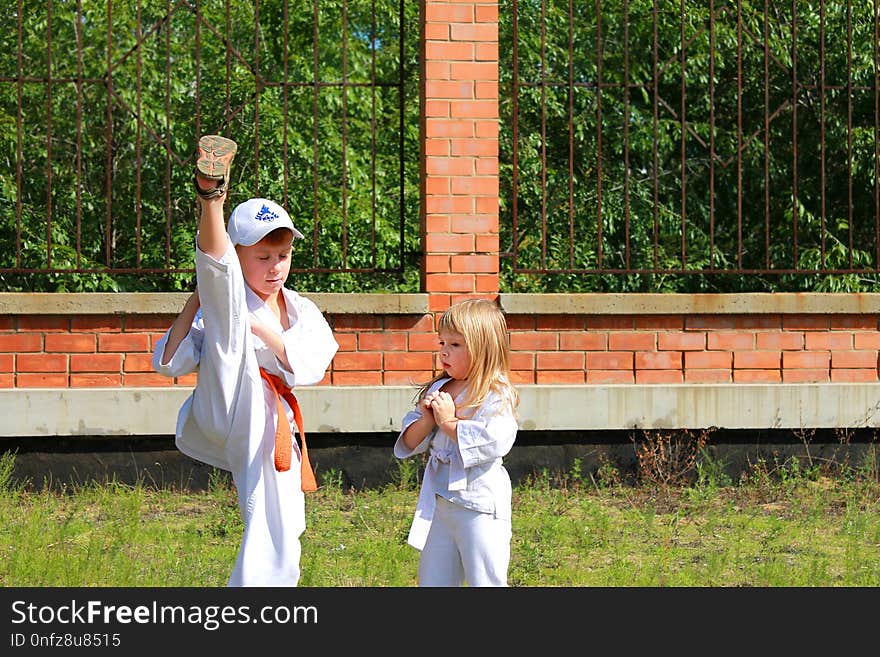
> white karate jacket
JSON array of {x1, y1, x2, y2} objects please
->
[
  {"x1": 152, "y1": 238, "x2": 338, "y2": 585},
  {"x1": 394, "y1": 377, "x2": 518, "y2": 550}
]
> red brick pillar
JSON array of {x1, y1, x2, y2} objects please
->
[{"x1": 422, "y1": 1, "x2": 500, "y2": 311}]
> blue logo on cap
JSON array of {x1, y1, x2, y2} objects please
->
[{"x1": 254, "y1": 204, "x2": 279, "y2": 223}]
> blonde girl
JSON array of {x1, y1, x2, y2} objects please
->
[{"x1": 394, "y1": 298, "x2": 519, "y2": 586}]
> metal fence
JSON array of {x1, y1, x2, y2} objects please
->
[
  {"x1": 500, "y1": 0, "x2": 880, "y2": 291},
  {"x1": 0, "y1": 0, "x2": 419, "y2": 291},
  {"x1": 5, "y1": 2, "x2": 880, "y2": 293}
]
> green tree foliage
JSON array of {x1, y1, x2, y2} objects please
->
[
  {"x1": 500, "y1": 0, "x2": 880, "y2": 292},
  {"x1": 0, "y1": 0, "x2": 420, "y2": 292}
]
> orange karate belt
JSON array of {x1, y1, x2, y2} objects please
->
[{"x1": 259, "y1": 367, "x2": 317, "y2": 492}]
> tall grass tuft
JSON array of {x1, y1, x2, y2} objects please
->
[{"x1": 0, "y1": 450, "x2": 26, "y2": 495}]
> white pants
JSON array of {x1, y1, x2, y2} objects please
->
[{"x1": 417, "y1": 495, "x2": 511, "y2": 587}]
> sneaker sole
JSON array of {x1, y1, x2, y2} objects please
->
[{"x1": 196, "y1": 135, "x2": 238, "y2": 181}]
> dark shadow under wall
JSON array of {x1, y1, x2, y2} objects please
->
[{"x1": 1, "y1": 428, "x2": 878, "y2": 492}]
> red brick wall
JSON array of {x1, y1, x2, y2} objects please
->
[
  {"x1": 4, "y1": 310, "x2": 876, "y2": 389},
  {"x1": 503, "y1": 313, "x2": 879, "y2": 385},
  {"x1": 328, "y1": 311, "x2": 880, "y2": 386},
  {"x1": 0, "y1": 314, "x2": 196, "y2": 389}
]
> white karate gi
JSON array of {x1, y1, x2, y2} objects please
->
[
  {"x1": 153, "y1": 237, "x2": 338, "y2": 587},
  {"x1": 394, "y1": 377, "x2": 518, "y2": 586}
]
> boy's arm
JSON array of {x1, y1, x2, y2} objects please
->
[
  {"x1": 161, "y1": 289, "x2": 200, "y2": 365},
  {"x1": 195, "y1": 173, "x2": 230, "y2": 260},
  {"x1": 277, "y1": 295, "x2": 339, "y2": 386},
  {"x1": 250, "y1": 317, "x2": 292, "y2": 371}
]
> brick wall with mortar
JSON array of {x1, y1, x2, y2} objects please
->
[{"x1": 2, "y1": 297, "x2": 880, "y2": 389}]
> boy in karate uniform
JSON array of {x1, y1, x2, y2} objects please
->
[{"x1": 153, "y1": 135, "x2": 338, "y2": 586}]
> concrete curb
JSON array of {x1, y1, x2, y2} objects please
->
[{"x1": 2, "y1": 383, "x2": 879, "y2": 437}]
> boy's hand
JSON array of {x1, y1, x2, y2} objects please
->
[
  {"x1": 249, "y1": 315, "x2": 267, "y2": 339},
  {"x1": 248, "y1": 315, "x2": 292, "y2": 371}
]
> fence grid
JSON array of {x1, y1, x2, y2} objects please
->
[
  {"x1": 0, "y1": 0, "x2": 418, "y2": 288},
  {"x1": 500, "y1": 0, "x2": 880, "y2": 289}
]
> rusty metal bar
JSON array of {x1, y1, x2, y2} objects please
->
[
  {"x1": 736, "y1": 0, "x2": 742, "y2": 270},
  {"x1": 254, "y1": 0, "x2": 261, "y2": 197},
  {"x1": 76, "y1": 0, "x2": 84, "y2": 270},
  {"x1": 371, "y1": 0, "x2": 378, "y2": 269},
  {"x1": 105, "y1": 0, "x2": 113, "y2": 269},
  {"x1": 397, "y1": 0, "x2": 405, "y2": 270},
  {"x1": 710, "y1": 0, "x2": 717, "y2": 270},
  {"x1": 341, "y1": 0, "x2": 349, "y2": 269},
  {"x1": 680, "y1": 0, "x2": 687, "y2": 270},
  {"x1": 820, "y1": 0, "x2": 826, "y2": 269},
  {"x1": 195, "y1": 0, "x2": 202, "y2": 139},
  {"x1": 763, "y1": 0, "x2": 770, "y2": 270},
  {"x1": 15, "y1": 0, "x2": 22, "y2": 268},
  {"x1": 225, "y1": 0, "x2": 231, "y2": 132},
  {"x1": 792, "y1": 0, "x2": 799, "y2": 269},
  {"x1": 511, "y1": 0, "x2": 520, "y2": 271},
  {"x1": 623, "y1": 0, "x2": 630, "y2": 271},
  {"x1": 46, "y1": 0, "x2": 53, "y2": 269},
  {"x1": 567, "y1": 0, "x2": 574, "y2": 269},
  {"x1": 595, "y1": 0, "x2": 603, "y2": 269},
  {"x1": 540, "y1": 0, "x2": 547, "y2": 269},
  {"x1": 312, "y1": 0, "x2": 320, "y2": 267},
  {"x1": 848, "y1": 0, "x2": 854, "y2": 267},
  {"x1": 135, "y1": 0, "x2": 143, "y2": 269},
  {"x1": 164, "y1": 0, "x2": 172, "y2": 268},
  {"x1": 282, "y1": 0, "x2": 290, "y2": 208},
  {"x1": 652, "y1": 0, "x2": 659, "y2": 269}
]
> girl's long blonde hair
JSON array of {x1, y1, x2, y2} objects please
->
[{"x1": 417, "y1": 298, "x2": 519, "y2": 417}]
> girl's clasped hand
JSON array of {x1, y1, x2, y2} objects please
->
[{"x1": 422, "y1": 390, "x2": 456, "y2": 428}]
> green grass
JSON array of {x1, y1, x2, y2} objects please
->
[{"x1": 1, "y1": 452, "x2": 879, "y2": 587}]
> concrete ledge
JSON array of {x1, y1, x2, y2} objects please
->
[
  {"x1": 4, "y1": 292, "x2": 879, "y2": 316},
  {"x1": 499, "y1": 292, "x2": 880, "y2": 314},
  {"x1": 2, "y1": 383, "x2": 879, "y2": 437},
  {"x1": 0, "y1": 292, "x2": 429, "y2": 315}
]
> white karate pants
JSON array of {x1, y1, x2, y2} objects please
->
[{"x1": 417, "y1": 495, "x2": 511, "y2": 587}]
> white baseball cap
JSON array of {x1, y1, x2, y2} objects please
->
[{"x1": 227, "y1": 198, "x2": 305, "y2": 246}]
